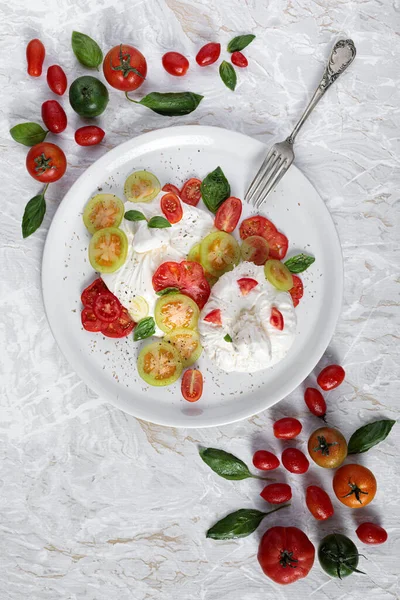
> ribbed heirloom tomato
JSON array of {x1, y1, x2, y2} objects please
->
[
  {"x1": 258, "y1": 527, "x2": 315, "y2": 585},
  {"x1": 333, "y1": 464, "x2": 377, "y2": 508},
  {"x1": 307, "y1": 427, "x2": 347, "y2": 469},
  {"x1": 26, "y1": 142, "x2": 67, "y2": 183},
  {"x1": 103, "y1": 44, "x2": 147, "y2": 91}
]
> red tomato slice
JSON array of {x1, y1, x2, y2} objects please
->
[
  {"x1": 162, "y1": 183, "x2": 181, "y2": 196},
  {"x1": 81, "y1": 278, "x2": 108, "y2": 307},
  {"x1": 204, "y1": 308, "x2": 222, "y2": 326},
  {"x1": 161, "y1": 192, "x2": 183, "y2": 224},
  {"x1": 81, "y1": 307, "x2": 102, "y2": 332},
  {"x1": 180, "y1": 178, "x2": 202, "y2": 206},
  {"x1": 240, "y1": 236, "x2": 269, "y2": 266},
  {"x1": 270, "y1": 307, "x2": 284, "y2": 330},
  {"x1": 152, "y1": 262, "x2": 182, "y2": 292},
  {"x1": 267, "y1": 230, "x2": 289, "y2": 260},
  {"x1": 237, "y1": 277, "x2": 258, "y2": 296},
  {"x1": 181, "y1": 369, "x2": 203, "y2": 402},
  {"x1": 93, "y1": 291, "x2": 122, "y2": 323},
  {"x1": 101, "y1": 308, "x2": 135, "y2": 338},
  {"x1": 214, "y1": 197, "x2": 242, "y2": 233},
  {"x1": 289, "y1": 275, "x2": 304, "y2": 307},
  {"x1": 240, "y1": 216, "x2": 276, "y2": 239},
  {"x1": 180, "y1": 261, "x2": 211, "y2": 309}
]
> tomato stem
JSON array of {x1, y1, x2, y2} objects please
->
[
  {"x1": 313, "y1": 435, "x2": 338, "y2": 456},
  {"x1": 279, "y1": 550, "x2": 298, "y2": 569},
  {"x1": 43, "y1": 183, "x2": 49, "y2": 196},
  {"x1": 112, "y1": 45, "x2": 145, "y2": 79},
  {"x1": 341, "y1": 480, "x2": 368, "y2": 504}
]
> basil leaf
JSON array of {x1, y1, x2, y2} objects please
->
[
  {"x1": 10, "y1": 122, "x2": 48, "y2": 147},
  {"x1": 133, "y1": 317, "x2": 156, "y2": 341},
  {"x1": 227, "y1": 34, "x2": 256, "y2": 53},
  {"x1": 156, "y1": 287, "x2": 180, "y2": 296},
  {"x1": 138, "y1": 92, "x2": 203, "y2": 116},
  {"x1": 22, "y1": 194, "x2": 46, "y2": 238},
  {"x1": 207, "y1": 505, "x2": 289, "y2": 540},
  {"x1": 200, "y1": 448, "x2": 253, "y2": 480},
  {"x1": 201, "y1": 167, "x2": 231, "y2": 214},
  {"x1": 224, "y1": 334, "x2": 233, "y2": 343},
  {"x1": 148, "y1": 216, "x2": 171, "y2": 229},
  {"x1": 124, "y1": 210, "x2": 147, "y2": 222},
  {"x1": 71, "y1": 31, "x2": 103, "y2": 69},
  {"x1": 348, "y1": 419, "x2": 396, "y2": 454},
  {"x1": 219, "y1": 61, "x2": 237, "y2": 91},
  {"x1": 284, "y1": 253, "x2": 315, "y2": 274}
]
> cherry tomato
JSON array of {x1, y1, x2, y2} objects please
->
[
  {"x1": 46, "y1": 65, "x2": 67, "y2": 95},
  {"x1": 267, "y1": 230, "x2": 289, "y2": 260},
  {"x1": 318, "y1": 533, "x2": 361, "y2": 579},
  {"x1": 240, "y1": 215, "x2": 288, "y2": 260},
  {"x1": 75, "y1": 126, "x2": 105, "y2": 146},
  {"x1": 181, "y1": 368, "x2": 203, "y2": 402},
  {"x1": 260, "y1": 483, "x2": 292, "y2": 504},
  {"x1": 138, "y1": 341, "x2": 182, "y2": 386},
  {"x1": 152, "y1": 261, "x2": 181, "y2": 290},
  {"x1": 41, "y1": 100, "x2": 67, "y2": 134},
  {"x1": 304, "y1": 387, "x2": 327, "y2": 420},
  {"x1": 241, "y1": 236, "x2": 269, "y2": 266},
  {"x1": 101, "y1": 308, "x2": 135, "y2": 338},
  {"x1": 231, "y1": 51, "x2": 248, "y2": 68},
  {"x1": 333, "y1": 464, "x2": 377, "y2": 509},
  {"x1": 161, "y1": 192, "x2": 183, "y2": 224},
  {"x1": 200, "y1": 232, "x2": 240, "y2": 278},
  {"x1": 162, "y1": 51, "x2": 189, "y2": 76},
  {"x1": 93, "y1": 291, "x2": 122, "y2": 323},
  {"x1": 317, "y1": 364, "x2": 345, "y2": 391},
  {"x1": 289, "y1": 274, "x2": 303, "y2": 307},
  {"x1": 81, "y1": 307, "x2": 102, "y2": 332},
  {"x1": 306, "y1": 486, "x2": 334, "y2": 520},
  {"x1": 26, "y1": 142, "x2": 67, "y2": 183},
  {"x1": 282, "y1": 448, "x2": 309, "y2": 474},
  {"x1": 237, "y1": 277, "x2": 258, "y2": 296},
  {"x1": 273, "y1": 417, "x2": 302, "y2": 440},
  {"x1": 81, "y1": 278, "x2": 108, "y2": 307},
  {"x1": 253, "y1": 450, "x2": 280, "y2": 471},
  {"x1": 162, "y1": 183, "x2": 181, "y2": 195},
  {"x1": 270, "y1": 307, "x2": 284, "y2": 330},
  {"x1": 180, "y1": 178, "x2": 202, "y2": 206},
  {"x1": 103, "y1": 44, "x2": 147, "y2": 92},
  {"x1": 152, "y1": 261, "x2": 210, "y2": 309},
  {"x1": 214, "y1": 197, "x2": 242, "y2": 233},
  {"x1": 203, "y1": 308, "x2": 222, "y2": 326},
  {"x1": 258, "y1": 527, "x2": 315, "y2": 585},
  {"x1": 196, "y1": 42, "x2": 221, "y2": 67},
  {"x1": 356, "y1": 522, "x2": 388, "y2": 545},
  {"x1": 308, "y1": 427, "x2": 347, "y2": 469},
  {"x1": 26, "y1": 39, "x2": 45, "y2": 77}
]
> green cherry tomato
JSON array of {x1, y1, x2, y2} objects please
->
[
  {"x1": 69, "y1": 75, "x2": 109, "y2": 117},
  {"x1": 264, "y1": 259, "x2": 293, "y2": 291},
  {"x1": 318, "y1": 533, "x2": 363, "y2": 579}
]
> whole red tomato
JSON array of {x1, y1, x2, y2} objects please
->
[
  {"x1": 306, "y1": 486, "x2": 334, "y2": 520},
  {"x1": 162, "y1": 52, "x2": 189, "y2": 76},
  {"x1": 196, "y1": 42, "x2": 221, "y2": 66},
  {"x1": 258, "y1": 526, "x2": 315, "y2": 585},
  {"x1": 26, "y1": 39, "x2": 45, "y2": 77},
  {"x1": 75, "y1": 126, "x2": 105, "y2": 146},
  {"x1": 281, "y1": 448, "x2": 309, "y2": 474},
  {"x1": 252, "y1": 450, "x2": 280, "y2": 471},
  {"x1": 103, "y1": 44, "x2": 147, "y2": 92},
  {"x1": 317, "y1": 364, "x2": 345, "y2": 390},
  {"x1": 41, "y1": 100, "x2": 67, "y2": 134},
  {"x1": 231, "y1": 51, "x2": 248, "y2": 68},
  {"x1": 26, "y1": 142, "x2": 67, "y2": 183},
  {"x1": 47, "y1": 65, "x2": 67, "y2": 95},
  {"x1": 356, "y1": 522, "x2": 388, "y2": 545},
  {"x1": 273, "y1": 417, "x2": 302, "y2": 439}
]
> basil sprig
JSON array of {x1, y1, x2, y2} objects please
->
[
  {"x1": 71, "y1": 31, "x2": 103, "y2": 70},
  {"x1": 133, "y1": 317, "x2": 156, "y2": 341},
  {"x1": 285, "y1": 253, "x2": 315, "y2": 273},
  {"x1": 219, "y1": 61, "x2": 237, "y2": 91},
  {"x1": 200, "y1": 167, "x2": 231, "y2": 213},
  {"x1": 124, "y1": 210, "x2": 147, "y2": 222},
  {"x1": 227, "y1": 34, "x2": 256, "y2": 53},
  {"x1": 156, "y1": 287, "x2": 180, "y2": 296},
  {"x1": 207, "y1": 505, "x2": 290, "y2": 540},
  {"x1": 126, "y1": 92, "x2": 203, "y2": 117},
  {"x1": 199, "y1": 448, "x2": 273, "y2": 481},
  {"x1": 148, "y1": 216, "x2": 171, "y2": 229},
  {"x1": 22, "y1": 184, "x2": 48, "y2": 238},
  {"x1": 10, "y1": 122, "x2": 48, "y2": 146},
  {"x1": 224, "y1": 334, "x2": 233, "y2": 343},
  {"x1": 348, "y1": 419, "x2": 396, "y2": 454}
]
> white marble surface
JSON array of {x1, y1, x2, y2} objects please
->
[{"x1": 1, "y1": 0, "x2": 399, "y2": 598}]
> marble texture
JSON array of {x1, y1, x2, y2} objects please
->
[{"x1": 0, "y1": 0, "x2": 399, "y2": 598}]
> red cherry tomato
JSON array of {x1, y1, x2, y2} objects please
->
[
  {"x1": 161, "y1": 192, "x2": 183, "y2": 224},
  {"x1": 252, "y1": 450, "x2": 280, "y2": 471},
  {"x1": 101, "y1": 308, "x2": 135, "y2": 338},
  {"x1": 181, "y1": 369, "x2": 203, "y2": 402},
  {"x1": 239, "y1": 215, "x2": 288, "y2": 260},
  {"x1": 356, "y1": 522, "x2": 388, "y2": 545},
  {"x1": 26, "y1": 142, "x2": 67, "y2": 183},
  {"x1": 289, "y1": 275, "x2": 303, "y2": 307},
  {"x1": 306, "y1": 486, "x2": 334, "y2": 520},
  {"x1": 81, "y1": 307, "x2": 102, "y2": 332},
  {"x1": 75, "y1": 126, "x2": 105, "y2": 146},
  {"x1": 162, "y1": 52, "x2": 189, "y2": 76},
  {"x1": 26, "y1": 39, "x2": 45, "y2": 77},
  {"x1": 103, "y1": 44, "x2": 147, "y2": 92},
  {"x1": 273, "y1": 417, "x2": 302, "y2": 440},
  {"x1": 258, "y1": 527, "x2": 315, "y2": 585},
  {"x1": 260, "y1": 483, "x2": 292, "y2": 504},
  {"x1": 282, "y1": 448, "x2": 309, "y2": 474},
  {"x1": 41, "y1": 100, "x2": 67, "y2": 134},
  {"x1": 231, "y1": 51, "x2": 248, "y2": 68},
  {"x1": 196, "y1": 42, "x2": 221, "y2": 67},
  {"x1": 93, "y1": 291, "x2": 122, "y2": 323},
  {"x1": 270, "y1": 307, "x2": 284, "y2": 330},
  {"x1": 162, "y1": 183, "x2": 181, "y2": 196},
  {"x1": 46, "y1": 65, "x2": 67, "y2": 95},
  {"x1": 237, "y1": 277, "x2": 258, "y2": 296},
  {"x1": 267, "y1": 231, "x2": 289, "y2": 260},
  {"x1": 214, "y1": 197, "x2": 242, "y2": 233},
  {"x1": 81, "y1": 278, "x2": 108, "y2": 307},
  {"x1": 204, "y1": 308, "x2": 222, "y2": 326},
  {"x1": 180, "y1": 178, "x2": 202, "y2": 206},
  {"x1": 152, "y1": 261, "x2": 210, "y2": 309},
  {"x1": 304, "y1": 387, "x2": 327, "y2": 419},
  {"x1": 317, "y1": 365, "x2": 345, "y2": 391}
]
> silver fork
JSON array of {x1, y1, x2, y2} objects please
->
[{"x1": 245, "y1": 39, "x2": 356, "y2": 208}]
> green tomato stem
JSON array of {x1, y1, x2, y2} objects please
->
[{"x1": 125, "y1": 91, "x2": 139, "y2": 104}]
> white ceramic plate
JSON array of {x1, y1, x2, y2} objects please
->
[{"x1": 42, "y1": 126, "x2": 343, "y2": 428}]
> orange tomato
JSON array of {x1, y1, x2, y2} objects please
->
[
  {"x1": 307, "y1": 427, "x2": 347, "y2": 469},
  {"x1": 333, "y1": 464, "x2": 377, "y2": 509}
]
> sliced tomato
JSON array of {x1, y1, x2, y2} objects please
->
[
  {"x1": 165, "y1": 329, "x2": 202, "y2": 367},
  {"x1": 138, "y1": 341, "x2": 183, "y2": 386},
  {"x1": 267, "y1": 230, "x2": 289, "y2": 260},
  {"x1": 181, "y1": 178, "x2": 202, "y2": 206},
  {"x1": 290, "y1": 275, "x2": 304, "y2": 307},
  {"x1": 81, "y1": 307, "x2": 102, "y2": 332},
  {"x1": 88, "y1": 227, "x2": 128, "y2": 274},
  {"x1": 81, "y1": 278, "x2": 108, "y2": 307},
  {"x1": 180, "y1": 261, "x2": 210, "y2": 309},
  {"x1": 161, "y1": 192, "x2": 183, "y2": 224},
  {"x1": 264, "y1": 259, "x2": 293, "y2": 291},
  {"x1": 152, "y1": 261, "x2": 182, "y2": 291},
  {"x1": 83, "y1": 194, "x2": 124, "y2": 235},
  {"x1": 93, "y1": 291, "x2": 122, "y2": 323},
  {"x1": 124, "y1": 170, "x2": 160, "y2": 203},
  {"x1": 155, "y1": 293, "x2": 199, "y2": 333},
  {"x1": 237, "y1": 277, "x2": 258, "y2": 296},
  {"x1": 240, "y1": 216, "x2": 275, "y2": 239},
  {"x1": 200, "y1": 232, "x2": 240, "y2": 277},
  {"x1": 241, "y1": 236, "x2": 269, "y2": 266},
  {"x1": 214, "y1": 197, "x2": 242, "y2": 233},
  {"x1": 181, "y1": 369, "x2": 203, "y2": 402},
  {"x1": 204, "y1": 308, "x2": 222, "y2": 326},
  {"x1": 162, "y1": 183, "x2": 181, "y2": 195},
  {"x1": 101, "y1": 308, "x2": 135, "y2": 338},
  {"x1": 270, "y1": 307, "x2": 284, "y2": 330}
]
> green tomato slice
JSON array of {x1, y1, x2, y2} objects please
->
[
  {"x1": 200, "y1": 231, "x2": 240, "y2": 277},
  {"x1": 155, "y1": 293, "x2": 199, "y2": 333},
  {"x1": 83, "y1": 193, "x2": 124, "y2": 235},
  {"x1": 88, "y1": 227, "x2": 128, "y2": 273},
  {"x1": 165, "y1": 328, "x2": 203, "y2": 367},
  {"x1": 124, "y1": 170, "x2": 161, "y2": 203},
  {"x1": 128, "y1": 295, "x2": 149, "y2": 321},
  {"x1": 188, "y1": 242, "x2": 201, "y2": 263},
  {"x1": 241, "y1": 235, "x2": 269, "y2": 266},
  {"x1": 137, "y1": 341, "x2": 183, "y2": 387},
  {"x1": 264, "y1": 259, "x2": 293, "y2": 291}
]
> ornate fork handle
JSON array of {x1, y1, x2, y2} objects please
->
[{"x1": 286, "y1": 39, "x2": 356, "y2": 144}]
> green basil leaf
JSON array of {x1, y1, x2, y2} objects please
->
[
  {"x1": 133, "y1": 317, "x2": 156, "y2": 341},
  {"x1": 148, "y1": 216, "x2": 171, "y2": 229},
  {"x1": 219, "y1": 61, "x2": 237, "y2": 91},
  {"x1": 207, "y1": 505, "x2": 289, "y2": 540},
  {"x1": 284, "y1": 253, "x2": 315, "y2": 273},
  {"x1": 227, "y1": 34, "x2": 256, "y2": 53},
  {"x1": 201, "y1": 166, "x2": 231, "y2": 213},
  {"x1": 224, "y1": 334, "x2": 233, "y2": 343},
  {"x1": 71, "y1": 31, "x2": 103, "y2": 69},
  {"x1": 22, "y1": 194, "x2": 46, "y2": 238},
  {"x1": 124, "y1": 210, "x2": 147, "y2": 222},
  {"x1": 156, "y1": 287, "x2": 180, "y2": 296},
  {"x1": 348, "y1": 419, "x2": 396, "y2": 454},
  {"x1": 10, "y1": 122, "x2": 48, "y2": 147},
  {"x1": 200, "y1": 448, "x2": 253, "y2": 480},
  {"x1": 138, "y1": 92, "x2": 203, "y2": 116}
]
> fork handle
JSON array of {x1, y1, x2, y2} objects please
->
[{"x1": 286, "y1": 39, "x2": 356, "y2": 145}]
